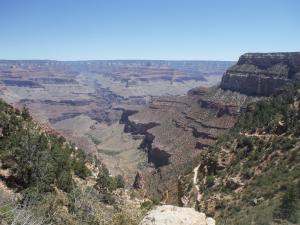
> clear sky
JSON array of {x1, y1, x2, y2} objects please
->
[{"x1": 0, "y1": 0, "x2": 299, "y2": 61}]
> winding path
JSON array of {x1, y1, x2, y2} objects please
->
[{"x1": 193, "y1": 164, "x2": 202, "y2": 202}]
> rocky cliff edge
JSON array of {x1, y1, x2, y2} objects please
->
[{"x1": 220, "y1": 52, "x2": 300, "y2": 96}]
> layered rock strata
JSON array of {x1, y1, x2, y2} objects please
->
[{"x1": 221, "y1": 52, "x2": 300, "y2": 96}]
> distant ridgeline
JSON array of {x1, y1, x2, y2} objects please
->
[{"x1": 221, "y1": 52, "x2": 300, "y2": 96}]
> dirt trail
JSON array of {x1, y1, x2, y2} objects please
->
[
  {"x1": 240, "y1": 131, "x2": 297, "y2": 140},
  {"x1": 240, "y1": 132, "x2": 274, "y2": 139},
  {"x1": 192, "y1": 164, "x2": 202, "y2": 202},
  {"x1": 193, "y1": 164, "x2": 200, "y2": 186}
]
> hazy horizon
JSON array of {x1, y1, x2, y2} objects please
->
[
  {"x1": 1, "y1": 51, "x2": 300, "y2": 62},
  {"x1": 0, "y1": 58, "x2": 237, "y2": 61}
]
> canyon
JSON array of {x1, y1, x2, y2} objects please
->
[
  {"x1": 1, "y1": 53, "x2": 298, "y2": 198},
  {"x1": 1, "y1": 52, "x2": 300, "y2": 224},
  {"x1": 1, "y1": 53, "x2": 299, "y2": 195},
  {"x1": 0, "y1": 60, "x2": 233, "y2": 183}
]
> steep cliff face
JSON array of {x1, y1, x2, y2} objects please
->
[{"x1": 221, "y1": 52, "x2": 300, "y2": 96}]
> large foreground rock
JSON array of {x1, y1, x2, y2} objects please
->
[{"x1": 139, "y1": 205, "x2": 215, "y2": 225}]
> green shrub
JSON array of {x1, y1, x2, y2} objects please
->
[
  {"x1": 115, "y1": 175, "x2": 125, "y2": 189},
  {"x1": 206, "y1": 175, "x2": 215, "y2": 188},
  {"x1": 141, "y1": 200, "x2": 154, "y2": 210}
]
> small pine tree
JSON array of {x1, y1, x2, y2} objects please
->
[
  {"x1": 115, "y1": 175, "x2": 125, "y2": 189},
  {"x1": 96, "y1": 166, "x2": 111, "y2": 193},
  {"x1": 21, "y1": 106, "x2": 31, "y2": 120}
]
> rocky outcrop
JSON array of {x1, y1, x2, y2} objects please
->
[
  {"x1": 187, "y1": 86, "x2": 209, "y2": 96},
  {"x1": 199, "y1": 99, "x2": 238, "y2": 117},
  {"x1": 124, "y1": 120, "x2": 159, "y2": 135},
  {"x1": 139, "y1": 205, "x2": 215, "y2": 225},
  {"x1": 221, "y1": 52, "x2": 300, "y2": 96}
]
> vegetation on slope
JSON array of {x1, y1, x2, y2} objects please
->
[
  {"x1": 0, "y1": 99, "x2": 145, "y2": 225},
  {"x1": 181, "y1": 81, "x2": 300, "y2": 224},
  {"x1": 0, "y1": 100, "x2": 90, "y2": 197}
]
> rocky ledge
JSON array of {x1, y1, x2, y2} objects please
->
[
  {"x1": 221, "y1": 52, "x2": 300, "y2": 96},
  {"x1": 139, "y1": 205, "x2": 215, "y2": 225}
]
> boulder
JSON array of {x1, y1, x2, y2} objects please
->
[{"x1": 139, "y1": 205, "x2": 215, "y2": 225}]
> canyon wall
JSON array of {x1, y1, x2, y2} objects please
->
[{"x1": 220, "y1": 52, "x2": 300, "y2": 96}]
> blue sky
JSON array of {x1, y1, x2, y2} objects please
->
[{"x1": 0, "y1": 0, "x2": 299, "y2": 60}]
